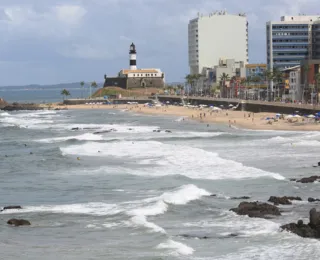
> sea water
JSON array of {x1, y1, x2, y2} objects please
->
[{"x1": 1, "y1": 107, "x2": 320, "y2": 259}]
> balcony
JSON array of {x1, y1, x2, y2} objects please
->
[
  {"x1": 272, "y1": 42, "x2": 308, "y2": 45},
  {"x1": 272, "y1": 35, "x2": 308, "y2": 39},
  {"x1": 272, "y1": 28, "x2": 309, "y2": 32},
  {"x1": 273, "y1": 56, "x2": 307, "y2": 60},
  {"x1": 272, "y1": 48, "x2": 308, "y2": 52}
]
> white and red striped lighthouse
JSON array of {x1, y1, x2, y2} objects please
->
[{"x1": 129, "y1": 43, "x2": 137, "y2": 70}]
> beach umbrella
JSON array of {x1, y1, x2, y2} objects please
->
[
  {"x1": 229, "y1": 104, "x2": 233, "y2": 107},
  {"x1": 308, "y1": 114, "x2": 316, "y2": 118},
  {"x1": 293, "y1": 115, "x2": 301, "y2": 118},
  {"x1": 166, "y1": 101, "x2": 170, "y2": 104},
  {"x1": 286, "y1": 115, "x2": 294, "y2": 119}
]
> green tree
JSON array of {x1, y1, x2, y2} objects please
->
[
  {"x1": 185, "y1": 74, "x2": 194, "y2": 95},
  {"x1": 314, "y1": 73, "x2": 320, "y2": 105},
  {"x1": 219, "y1": 73, "x2": 230, "y2": 98},
  {"x1": 302, "y1": 64, "x2": 310, "y2": 103},
  {"x1": 90, "y1": 81, "x2": 98, "y2": 98},
  {"x1": 80, "y1": 81, "x2": 85, "y2": 98},
  {"x1": 61, "y1": 89, "x2": 71, "y2": 101}
]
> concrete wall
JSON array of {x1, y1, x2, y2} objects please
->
[
  {"x1": 157, "y1": 95, "x2": 320, "y2": 114},
  {"x1": 127, "y1": 77, "x2": 164, "y2": 89},
  {"x1": 104, "y1": 77, "x2": 127, "y2": 89}
]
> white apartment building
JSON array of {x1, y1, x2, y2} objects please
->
[{"x1": 188, "y1": 11, "x2": 248, "y2": 75}]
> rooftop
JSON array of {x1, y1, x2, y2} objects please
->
[{"x1": 121, "y1": 69, "x2": 159, "y2": 74}]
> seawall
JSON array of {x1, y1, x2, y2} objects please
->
[{"x1": 157, "y1": 95, "x2": 320, "y2": 115}]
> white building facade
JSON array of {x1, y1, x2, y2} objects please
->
[{"x1": 188, "y1": 11, "x2": 248, "y2": 75}]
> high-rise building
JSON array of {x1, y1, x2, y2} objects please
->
[
  {"x1": 188, "y1": 11, "x2": 248, "y2": 75},
  {"x1": 266, "y1": 15, "x2": 320, "y2": 71}
]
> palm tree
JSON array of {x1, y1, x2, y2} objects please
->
[
  {"x1": 185, "y1": 74, "x2": 194, "y2": 95},
  {"x1": 194, "y1": 74, "x2": 202, "y2": 95},
  {"x1": 272, "y1": 68, "x2": 283, "y2": 100},
  {"x1": 302, "y1": 64, "x2": 310, "y2": 103},
  {"x1": 90, "y1": 81, "x2": 98, "y2": 98},
  {"x1": 61, "y1": 89, "x2": 71, "y2": 101},
  {"x1": 219, "y1": 73, "x2": 230, "y2": 98},
  {"x1": 264, "y1": 69, "x2": 274, "y2": 101},
  {"x1": 314, "y1": 73, "x2": 320, "y2": 105},
  {"x1": 80, "y1": 81, "x2": 85, "y2": 98},
  {"x1": 177, "y1": 84, "x2": 184, "y2": 95}
]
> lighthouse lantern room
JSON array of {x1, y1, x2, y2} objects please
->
[{"x1": 129, "y1": 43, "x2": 137, "y2": 70}]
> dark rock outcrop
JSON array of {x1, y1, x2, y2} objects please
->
[
  {"x1": 1, "y1": 205, "x2": 22, "y2": 212},
  {"x1": 294, "y1": 176, "x2": 320, "y2": 183},
  {"x1": 281, "y1": 208, "x2": 320, "y2": 238},
  {"x1": 0, "y1": 98, "x2": 8, "y2": 109},
  {"x1": 2, "y1": 103, "x2": 42, "y2": 111},
  {"x1": 71, "y1": 127, "x2": 80, "y2": 131},
  {"x1": 7, "y1": 219, "x2": 31, "y2": 226},
  {"x1": 230, "y1": 201, "x2": 281, "y2": 218},
  {"x1": 308, "y1": 197, "x2": 320, "y2": 202},
  {"x1": 268, "y1": 196, "x2": 302, "y2": 205},
  {"x1": 231, "y1": 196, "x2": 251, "y2": 200},
  {"x1": 165, "y1": 130, "x2": 172, "y2": 133}
]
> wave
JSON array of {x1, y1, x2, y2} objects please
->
[
  {"x1": 1, "y1": 184, "x2": 209, "y2": 234},
  {"x1": 183, "y1": 211, "x2": 280, "y2": 238},
  {"x1": 156, "y1": 239, "x2": 194, "y2": 256},
  {"x1": 60, "y1": 140, "x2": 284, "y2": 180},
  {"x1": 37, "y1": 133, "x2": 103, "y2": 143}
]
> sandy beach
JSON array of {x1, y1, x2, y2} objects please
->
[{"x1": 48, "y1": 103, "x2": 320, "y2": 131}]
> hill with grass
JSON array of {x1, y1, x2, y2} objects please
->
[{"x1": 91, "y1": 87, "x2": 165, "y2": 98}]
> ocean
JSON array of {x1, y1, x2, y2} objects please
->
[{"x1": 1, "y1": 90, "x2": 320, "y2": 259}]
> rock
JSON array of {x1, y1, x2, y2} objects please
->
[
  {"x1": 71, "y1": 127, "x2": 80, "y2": 131},
  {"x1": 128, "y1": 128, "x2": 133, "y2": 130},
  {"x1": 1, "y1": 205, "x2": 22, "y2": 212},
  {"x1": 210, "y1": 194, "x2": 217, "y2": 197},
  {"x1": 165, "y1": 130, "x2": 172, "y2": 133},
  {"x1": 7, "y1": 219, "x2": 31, "y2": 226},
  {"x1": 289, "y1": 178, "x2": 297, "y2": 182},
  {"x1": 268, "y1": 196, "x2": 302, "y2": 205},
  {"x1": 296, "y1": 176, "x2": 320, "y2": 183},
  {"x1": 231, "y1": 196, "x2": 250, "y2": 200},
  {"x1": 281, "y1": 222, "x2": 318, "y2": 238},
  {"x1": 308, "y1": 197, "x2": 320, "y2": 202},
  {"x1": 281, "y1": 208, "x2": 320, "y2": 238},
  {"x1": 230, "y1": 201, "x2": 281, "y2": 218},
  {"x1": 2, "y1": 104, "x2": 42, "y2": 111},
  {"x1": 309, "y1": 208, "x2": 320, "y2": 227}
]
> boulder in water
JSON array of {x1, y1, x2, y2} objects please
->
[
  {"x1": 281, "y1": 208, "x2": 320, "y2": 238},
  {"x1": 7, "y1": 219, "x2": 31, "y2": 226},
  {"x1": 295, "y1": 176, "x2": 320, "y2": 183},
  {"x1": 308, "y1": 197, "x2": 320, "y2": 202},
  {"x1": 268, "y1": 196, "x2": 302, "y2": 205},
  {"x1": 231, "y1": 196, "x2": 251, "y2": 200},
  {"x1": 230, "y1": 201, "x2": 281, "y2": 218},
  {"x1": 1, "y1": 205, "x2": 22, "y2": 212}
]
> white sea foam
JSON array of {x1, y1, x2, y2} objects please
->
[
  {"x1": 156, "y1": 239, "x2": 194, "y2": 256},
  {"x1": 0, "y1": 112, "x2": 10, "y2": 116},
  {"x1": 1, "y1": 184, "x2": 208, "y2": 235},
  {"x1": 0, "y1": 203, "x2": 120, "y2": 216},
  {"x1": 183, "y1": 211, "x2": 280, "y2": 237},
  {"x1": 126, "y1": 184, "x2": 210, "y2": 233},
  {"x1": 37, "y1": 133, "x2": 103, "y2": 143},
  {"x1": 130, "y1": 215, "x2": 166, "y2": 233},
  {"x1": 209, "y1": 241, "x2": 320, "y2": 260},
  {"x1": 60, "y1": 141, "x2": 284, "y2": 180}
]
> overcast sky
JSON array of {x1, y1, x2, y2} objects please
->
[{"x1": 0, "y1": 0, "x2": 319, "y2": 85}]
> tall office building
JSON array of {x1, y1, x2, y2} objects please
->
[
  {"x1": 313, "y1": 20, "x2": 320, "y2": 59},
  {"x1": 188, "y1": 11, "x2": 248, "y2": 75},
  {"x1": 266, "y1": 15, "x2": 320, "y2": 71}
]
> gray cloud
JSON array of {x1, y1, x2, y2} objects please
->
[{"x1": 0, "y1": 0, "x2": 319, "y2": 85}]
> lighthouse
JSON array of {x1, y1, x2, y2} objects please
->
[{"x1": 129, "y1": 43, "x2": 137, "y2": 70}]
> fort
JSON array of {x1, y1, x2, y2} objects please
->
[{"x1": 103, "y1": 43, "x2": 165, "y2": 89}]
